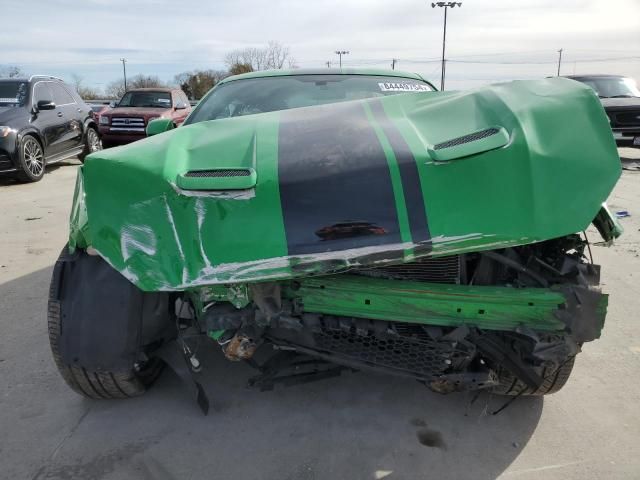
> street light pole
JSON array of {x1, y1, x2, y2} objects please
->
[
  {"x1": 431, "y1": 2, "x2": 462, "y2": 91},
  {"x1": 120, "y1": 58, "x2": 127, "y2": 92},
  {"x1": 557, "y1": 48, "x2": 563, "y2": 76},
  {"x1": 335, "y1": 50, "x2": 349, "y2": 68}
]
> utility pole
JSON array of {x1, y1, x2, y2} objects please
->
[
  {"x1": 557, "y1": 48, "x2": 563, "y2": 76},
  {"x1": 335, "y1": 50, "x2": 349, "y2": 68},
  {"x1": 120, "y1": 58, "x2": 127, "y2": 91},
  {"x1": 391, "y1": 58, "x2": 397, "y2": 70},
  {"x1": 431, "y1": 2, "x2": 462, "y2": 91}
]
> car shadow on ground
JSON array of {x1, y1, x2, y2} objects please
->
[
  {"x1": 1, "y1": 265, "x2": 544, "y2": 480},
  {"x1": 0, "y1": 159, "x2": 80, "y2": 187},
  {"x1": 620, "y1": 157, "x2": 640, "y2": 171}
]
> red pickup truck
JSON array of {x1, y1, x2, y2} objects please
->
[{"x1": 98, "y1": 87, "x2": 191, "y2": 147}]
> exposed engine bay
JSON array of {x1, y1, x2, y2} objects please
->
[{"x1": 167, "y1": 234, "x2": 605, "y2": 396}]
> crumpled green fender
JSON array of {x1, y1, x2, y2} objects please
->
[{"x1": 70, "y1": 77, "x2": 621, "y2": 291}]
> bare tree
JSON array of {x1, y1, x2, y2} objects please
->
[
  {"x1": 228, "y1": 63, "x2": 253, "y2": 76},
  {"x1": 128, "y1": 74, "x2": 166, "y2": 89},
  {"x1": 174, "y1": 69, "x2": 227, "y2": 100},
  {"x1": 225, "y1": 48, "x2": 264, "y2": 71},
  {"x1": 0, "y1": 65, "x2": 24, "y2": 78},
  {"x1": 105, "y1": 74, "x2": 166, "y2": 99},
  {"x1": 264, "y1": 41, "x2": 294, "y2": 69},
  {"x1": 105, "y1": 79, "x2": 126, "y2": 99},
  {"x1": 224, "y1": 41, "x2": 295, "y2": 72},
  {"x1": 71, "y1": 73, "x2": 83, "y2": 92},
  {"x1": 70, "y1": 74, "x2": 101, "y2": 100}
]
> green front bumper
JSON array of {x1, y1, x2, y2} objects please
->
[{"x1": 282, "y1": 275, "x2": 606, "y2": 334}]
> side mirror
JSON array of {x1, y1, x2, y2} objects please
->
[
  {"x1": 146, "y1": 118, "x2": 175, "y2": 136},
  {"x1": 109, "y1": 100, "x2": 117, "y2": 108},
  {"x1": 175, "y1": 101, "x2": 187, "y2": 110},
  {"x1": 36, "y1": 100, "x2": 56, "y2": 111}
]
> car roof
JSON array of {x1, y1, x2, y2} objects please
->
[
  {"x1": 564, "y1": 74, "x2": 628, "y2": 79},
  {"x1": 125, "y1": 87, "x2": 175, "y2": 93},
  {"x1": 0, "y1": 75, "x2": 66, "y2": 83},
  {"x1": 219, "y1": 68, "x2": 432, "y2": 86},
  {"x1": 0, "y1": 78, "x2": 59, "y2": 83}
]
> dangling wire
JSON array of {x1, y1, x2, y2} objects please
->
[
  {"x1": 174, "y1": 294, "x2": 203, "y2": 362},
  {"x1": 583, "y1": 230, "x2": 594, "y2": 264}
]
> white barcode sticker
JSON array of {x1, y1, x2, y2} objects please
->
[{"x1": 378, "y1": 82, "x2": 432, "y2": 92}]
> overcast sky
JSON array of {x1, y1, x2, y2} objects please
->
[{"x1": 1, "y1": 0, "x2": 639, "y2": 92}]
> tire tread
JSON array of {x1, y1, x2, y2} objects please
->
[
  {"x1": 491, "y1": 356, "x2": 576, "y2": 396},
  {"x1": 47, "y1": 247, "x2": 155, "y2": 399}
]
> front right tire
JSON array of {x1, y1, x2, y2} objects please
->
[{"x1": 490, "y1": 356, "x2": 576, "y2": 396}]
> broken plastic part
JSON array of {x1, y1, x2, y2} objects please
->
[{"x1": 593, "y1": 203, "x2": 623, "y2": 243}]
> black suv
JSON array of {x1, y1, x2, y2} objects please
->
[
  {"x1": 566, "y1": 74, "x2": 640, "y2": 148},
  {"x1": 0, "y1": 75, "x2": 102, "y2": 182}
]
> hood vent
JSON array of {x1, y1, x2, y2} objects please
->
[
  {"x1": 434, "y1": 128, "x2": 500, "y2": 150},
  {"x1": 177, "y1": 167, "x2": 257, "y2": 191},
  {"x1": 185, "y1": 169, "x2": 252, "y2": 178},
  {"x1": 428, "y1": 126, "x2": 510, "y2": 162}
]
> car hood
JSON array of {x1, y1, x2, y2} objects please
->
[
  {"x1": 104, "y1": 106, "x2": 170, "y2": 117},
  {"x1": 600, "y1": 97, "x2": 640, "y2": 109},
  {"x1": 71, "y1": 78, "x2": 621, "y2": 291},
  {"x1": 0, "y1": 106, "x2": 26, "y2": 125}
]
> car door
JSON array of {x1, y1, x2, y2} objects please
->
[
  {"x1": 31, "y1": 82, "x2": 67, "y2": 157},
  {"x1": 48, "y1": 82, "x2": 83, "y2": 152}
]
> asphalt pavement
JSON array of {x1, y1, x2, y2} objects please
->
[{"x1": 1, "y1": 149, "x2": 639, "y2": 480}]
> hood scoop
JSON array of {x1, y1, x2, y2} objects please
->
[
  {"x1": 429, "y1": 126, "x2": 510, "y2": 162},
  {"x1": 177, "y1": 168, "x2": 257, "y2": 190}
]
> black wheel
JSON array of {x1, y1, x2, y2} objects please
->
[
  {"x1": 78, "y1": 127, "x2": 102, "y2": 163},
  {"x1": 47, "y1": 248, "x2": 164, "y2": 399},
  {"x1": 490, "y1": 356, "x2": 576, "y2": 396},
  {"x1": 15, "y1": 135, "x2": 45, "y2": 182}
]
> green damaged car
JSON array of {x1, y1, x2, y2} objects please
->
[{"x1": 48, "y1": 69, "x2": 622, "y2": 409}]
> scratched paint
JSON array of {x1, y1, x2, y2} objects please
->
[{"x1": 71, "y1": 77, "x2": 620, "y2": 292}]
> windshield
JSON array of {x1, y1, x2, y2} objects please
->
[
  {"x1": 186, "y1": 75, "x2": 435, "y2": 125},
  {"x1": 578, "y1": 77, "x2": 640, "y2": 98},
  {"x1": 117, "y1": 91, "x2": 171, "y2": 108},
  {"x1": 0, "y1": 81, "x2": 29, "y2": 107}
]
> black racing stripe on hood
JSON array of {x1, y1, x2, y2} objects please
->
[
  {"x1": 278, "y1": 101, "x2": 402, "y2": 255},
  {"x1": 369, "y1": 99, "x2": 431, "y2": 248}
]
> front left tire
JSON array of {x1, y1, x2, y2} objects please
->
[
  {"x1": 15, "y1": 135, "x2": 45, "y2": 182},
  {"x1": 79, "y1": 126, "x2": 102, "y2": 163}
]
